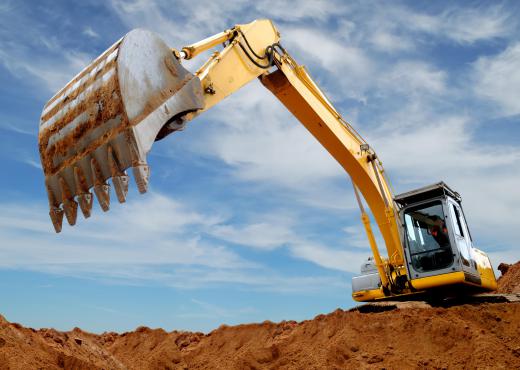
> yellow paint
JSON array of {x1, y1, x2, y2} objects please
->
[
  {"x1": 360, "y1": 213, "x2": 389, "y2": 288},
  {"x1": 260, "y1": 64, "x2": 403, "y2": 268},
  {"x1": 191, "y1": 19, "x2": 280, "y2": 112},
  {"x1": 352, "y1": 288, "x2": 385, "y2": 302},
  {"x1": 474, "y1": 248, "x2": 498, "y2": 291},
  {"x1": 411, "y1": 271, "x2": 466, "y2": 290}
]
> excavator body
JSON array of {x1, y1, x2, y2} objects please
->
[
  {"x1": 352, "y1": 182, "x2": 497, "y2": 302},
  {"x1": 37, "y1": 19, "x2": 498, "y2": 302}
]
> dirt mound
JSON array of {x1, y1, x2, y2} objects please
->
[
  {"x1": 0, "y1": 261, "x2": 518, "y2": 369},
  {"x1": 497, "y1": 261, "x2": 520, "y2": 293},
  {"x1": 0, "y1": 302, "x2": 519, "y2": 369}
]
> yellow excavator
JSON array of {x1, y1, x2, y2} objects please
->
[{"x1": 38, "y1": 19, "x2": 498, "y2": 302}]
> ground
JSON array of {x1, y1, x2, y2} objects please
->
[{"x1": 1, "y1": 262, "x2": 519, "y2": 370}]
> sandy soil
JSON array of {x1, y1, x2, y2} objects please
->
[
  {"x1": 0, "y1": 262, "x2": 519, "y2": 370},
  {"x1": 497, "y1": 261, "x2": 520, "y2": 293}
]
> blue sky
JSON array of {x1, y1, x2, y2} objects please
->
[{"x1": 0, "y1": 0, "x2": 519, "y2": 333}]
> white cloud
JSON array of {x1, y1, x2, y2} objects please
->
[
  {"x1": 438, "y1": 6, "x2": 511, "y2": 44},
  {"x1": 253, "y1": 0, "x2": 345, "y2": 22},
  {"x1": 473, "y1": 43, "x2": 520, "y2": 116},
  {"x1": 0, "y1": 3, "x2": 94, "y2": 97},
  {"x1": 0, "y1": 45, "x2": 92, "y2": 94},
  {"x1": 342, "y1": 225, "x2": 376, "y2": 250},
  {"x1": 180, "y1": 82, "x2": 355, "y2": 211},
  {"x1": 395, "y1": 5, "x2": 512, "y2": 44},
  {"x1": 379, "y1": 61, "x2": 447, "y2": 95},
  {"x1": 290, "y1": 242, "x2": 368, "y2": 273},
  {"x1": 369, "y1": 30, "x2": 414, "y2": 53},
  {"x1": 283, "y1": 26, "x2": 373, "y2": 102},
  {"x1": 21, "y1": 157, "x2": 42, "y2": 170},
  {"x1": 0, "y1": 193, "x2": 240, "y2": 268},
  {"x1": 371, "y1": 112, "x2": 519, "y2": 178},
  {"x1": 209, "y1": 222, "x2": 293, "y2": 251},
  {"x1": 82, "y1": 26, "x2": 99, "y2": 39},
  {"x1": 109, "y1": 0, "x2": 188, "y2": 45},
  {"x1": 341, "y1": 3, "x2": 514, "y2": 56},
  {"x1": 0, "y1": 192, "x2": 361, "y2": 291},
  {"x1": 368, "y1": 106, "x2": 520, "y2": 249}
]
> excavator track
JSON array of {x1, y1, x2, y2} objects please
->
[{"x1": 354, "y1": 293, "x2": 520, "y2": 313}]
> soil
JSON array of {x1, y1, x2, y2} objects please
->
[
  {"x1": 496, "y1": 261, "x2": 520, "y2": 293},
  {"x1": 0, "y1": 262, "x2": 519, "y2": 370}
]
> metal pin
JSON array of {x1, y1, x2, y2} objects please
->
[
  {"x1": 108, "y1": 146, "x2": 129, "y2": 203},
  {"x1": 74, "y1": 166, "x2": 93, "y2": 218},
  {"x1": 132, "y1": 163, "x2": 150, "y2": 194},
  {"x1": 59, "y1": 177, "x2": 78, "y2": 226},
  {"x1": 91, "y1": 157, "x2": 110, "y2": 212}
]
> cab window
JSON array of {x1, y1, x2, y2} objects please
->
[{"x1": 404, "y1": 201, "x2": 453, "y2": 272}]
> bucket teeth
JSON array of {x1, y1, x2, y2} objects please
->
[
  {"x1": 73, "y1": 166, "x2": 93, "y2": 218},
  {"x1": 59, "y1": 177, "x2": 78, "y2": 226},
  {"x1": 132, "y1": 163, "x2": 150, "y2": 194},
  {"x1": 108, "y1": 146, "x2": 129, "y2": 203},
  {"x1": 112, "y1": 175, "x2": 129, "y2": 203},
  {"x1": 49, "y1": 207, "x2": 64, "y2": 233},
  {"x1": 91, "y1": 157, "x2": 110, "y2": 212}
]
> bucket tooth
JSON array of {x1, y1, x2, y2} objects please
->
[
  {"x1": 77, "y1": 193, "x2": 93, "y2": 218},
  {"x1": 91, "y1": 157, "x2": 110, "y2": 212},
  {"x1": 59, "y1": 177, "x2": 78, "y2": 226},
  {"x1": 46, "y1": 180, "x2": 63, "y2": 233},
  {"x1": 62, "y1": 199, "x2": 78, "y2": 225},
  {"x1": 112, "y1": 175, "x2": 129, "y2": 203},
  {"x1": 49, "y1": 207, "x2": 64, "y2": 233},
  {"x1": 132, "y1": 163, "x2": 150, "y2": 194},
  {"x1": 93, "y1": 184, "x2": 111, "y2": 212},
  {"x1": 74, "y1": 166, "x2": 93, "y2": 218},
  {"x1": 108, "y1": 146, "x2": 129, "y2": 203}
]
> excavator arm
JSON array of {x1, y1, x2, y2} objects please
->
[
  {"x1": 37, "y1": 19, "x2": 406, "y2": 292},
  {"x1": 177, "y1": 19, "x2": 404, "y2": 286}
]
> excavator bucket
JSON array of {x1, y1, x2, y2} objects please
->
[{"x1": 38, "y1": 29, "x2": 204, "y2": 232}]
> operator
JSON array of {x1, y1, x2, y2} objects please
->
[{"x1": 429, "y1": 216, "x2": 450, "y2": 249}]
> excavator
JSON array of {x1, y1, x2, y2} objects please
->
[{"x1": 38, "y1": 19, "x2": 499, "y2": 302}]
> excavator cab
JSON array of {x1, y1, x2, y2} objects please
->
[
  {"x1": 395, "y1": 182, "x2": 497, "y2": 295},
  {"x1": 352, "y1": 182, "x2": 497, "y2": 301},
  {"x1": 395, "y1": 182, "x2": 481, "y2": 282}
]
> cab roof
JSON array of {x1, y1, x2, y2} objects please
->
[{"x1": 394, "y1": 182, "x2": 461, "y2": 207}]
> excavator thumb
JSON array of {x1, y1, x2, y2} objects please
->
[{"x1": 38, "y1": 29, "x2": 204, "y2": 232}]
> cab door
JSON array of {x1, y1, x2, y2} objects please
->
[{"x1": 447, "y1": 200, "x2": 479, "y2": 278}]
